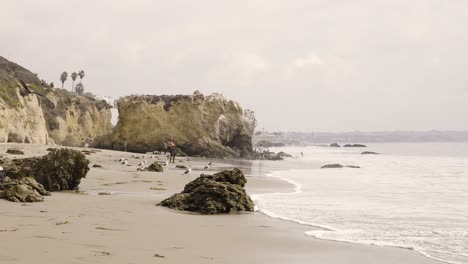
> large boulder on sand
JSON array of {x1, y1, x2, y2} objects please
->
[
  {"x1": 159, "y1": 168, "x2": 254, "y2": 214},
  {"x1": 0, "y1": 148, "x2": 90, "y2": 191},
  {"x1": 0, "y1": 177, "x2": 50, "y2": 202}
]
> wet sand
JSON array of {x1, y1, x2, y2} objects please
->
[{"x1": 0, "y1": 143, "x2": 444, "y2": 264}]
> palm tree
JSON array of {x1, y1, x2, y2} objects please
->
[
  {"x1": 78, "y1": 70, "x2": 85, "y2": 83},
  {"x1": 71, "y1": 72, "x2": 78, "y2": 92},
  {"x1": 60, "y1": 72, "x2": 68, "y2": 89},
  {"x1": 75, "y1": 83, "x2": 85, "y2": 95}
]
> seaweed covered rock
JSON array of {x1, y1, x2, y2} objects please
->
[
  {"x1": 146, "y1": 162, "x2": 164, "y2": 172},
  {"x1": 0, "y1": 148, "x2": 90, "y2": 191},
  {"x1": 159, "y1": 168, "x2": 254, "y2": 214},
  {"x1": 0, "y1": 177, "x2": 50, "y2": 202}
]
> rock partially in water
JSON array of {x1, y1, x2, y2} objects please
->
[
  {"x1": 0, "y1": 177, "x2": 50, "y2": 202},
  {"x1": 362, "y1": 151, "x2": 379, "y2": 155},
  {"x1": 321, "y1": 164, "x2": 360, "y2": 169},
  {"x1": 175, "y1": 165, "x2": 187, "y2": 169},
  {"x1": 321, "y1": 164, "x2": 345, "y2": 169},
  {"x1": 330, "y1": 143, "x2": 341, "y2": 147},
  {"x1": 92, "y1": 164, "x2": 103, "y2": 168},
  {"x1": 0, "y1": 148, "x2": 90, "y2": 191},
  {"x1": 159, "y1": 168, "x2": 254, "y2": 214},
  {"x1": 146, "y1": 162, "x2": 164, "y2": 172},
  {"x1": 343, "y1": 144, "x2": 367, "y2": 147},
  {"x1": 6, "y1": 149, "x2": 24, "y2": 155}
]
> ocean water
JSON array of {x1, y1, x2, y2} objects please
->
[{"x1": 251, "y1": 143, "x2": 468, "y2": 264}]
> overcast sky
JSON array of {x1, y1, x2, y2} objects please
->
[{"x1": 1, "y1": 0, "x2": 467, "y2": 132}]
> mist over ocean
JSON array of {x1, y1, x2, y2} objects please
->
[{"x1": 251, "y1": 143, "x2": 468, "y2": 264}]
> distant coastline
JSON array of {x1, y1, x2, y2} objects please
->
[{"x1": 253, "y1": 130, "x2": 468, "y2": 147}]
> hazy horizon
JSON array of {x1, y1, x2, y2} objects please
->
[{"x1": 1, "y1": 1, "x2": 467, "y2": 132}]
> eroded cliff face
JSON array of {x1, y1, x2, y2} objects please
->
[
  {"x1": 43, "y1": 89, "x2": 112, "y2": 146},
  {"x1": 0, "y1": 56, "x2": 112, "y2": 146},
  {"x1": 0, "y1": 88, "x2": 50, "y2": 144},
  {"x1": 98, "y1": 92, "x2": 256, "y2": 158}
]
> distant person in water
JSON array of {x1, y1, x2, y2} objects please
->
[
  {"x1": 167, "y1": 137, "x2": 176, "y2": 163},
  {"x1": 258, "y1": 145, "x2": 265, "y2": 160},
  {"x1": 301, "y1": 152, "x2": 304, "y2": 157}
]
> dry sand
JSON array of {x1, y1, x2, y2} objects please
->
[{"x1": 0, "y1": 143, "x2": 444, "y2": 264}]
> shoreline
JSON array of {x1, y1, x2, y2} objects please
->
[
  {"x1": 251, "y1": 168, "x2": 453, "y2": 264},
  {"x1": 0, "y1": 143, "x2": 447, "y2": 264}
]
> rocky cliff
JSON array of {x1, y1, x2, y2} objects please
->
[
  {"x1": 0, "y1": 56, "x2": 112, "y2": 146},
  {"x1": 97, "y1": 91, "x2": 256, "y2": 158}
]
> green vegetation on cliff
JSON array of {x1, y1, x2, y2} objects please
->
[{"x1": 0, "y1": 56, "x2": 113, "y2": 145}]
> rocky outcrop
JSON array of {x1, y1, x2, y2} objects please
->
[
  {"x1": 343, "y1": 144, "x2": 367, "y2": 147},
  {"x1": 362, "y1": 151, "x2": 379, "y2": 155},
  {"x1": 321, "y1": 164, "x2": 361, "y2": 169},
  {"x1": 95, "y1": 91, "x2": 256, "y2": 158},
  {"x1": 159, "y1": 168, "x2": 254, "y2": 214},
  {"x1": 0, "y1": 177, "x2": 50, "y2": 202},
  {"x1": 330, "y1": 143, "x2": 340, "y2": 147},
  {"x1": 0, "y1": 56, "x2": 112, "y2": 146},
  {"x1": 0, "y1": 148, "x2": 90, "y2": 191},
  {"x1": 321, "y1": 164, "x2": 344, "y2": 168},
  {"x1": 6, "y1": 149, "x2": 24, "y2": 155}
]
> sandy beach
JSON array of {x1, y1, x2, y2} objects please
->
[{"x1": 0, "y1": 143, "x2": 444, "y2": 264}]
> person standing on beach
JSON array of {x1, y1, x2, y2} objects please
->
[
  {"x1": 0, "y1": 166, "x2": 5, "y2": 182},
  {"x1": 167, "y1": 137, "x2": 176, "y2": 163},
  {"x1": 163, "y1": 140, "x2": 168, "y2": 155}
]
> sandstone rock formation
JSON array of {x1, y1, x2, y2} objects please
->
[
  {"x1": 0, "y1": 56, "x2": 112, "y2": 146},
  {"x1": 95, "y1": 91, "x2": 256, "y2": 158},
  {"x1": 0, "y1": 148, "x2": 90, "y2": 191},
  {"x1": 159, "y1": 168, "x2": 254, "y2": 214},
  {"x1": 0, "y1": 177, "x2": 50, "y2": 202}
]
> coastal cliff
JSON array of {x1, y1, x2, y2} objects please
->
[
  {"x1": 0, "y1": 56, "x2": 112, "y2": 146},
  {"x1": 97, "y1": 91, "x2": 256, "y2": 158}
]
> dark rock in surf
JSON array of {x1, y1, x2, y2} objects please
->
[
  {"x1": 361, "y1": 151, "x2": 379, "y2": 155},
  {"x1": 343, "y1": 144, "x2": 367, "y2": 147},
  {"x1": 321, "y1": 164, "x2": 345, "y2": 169}
]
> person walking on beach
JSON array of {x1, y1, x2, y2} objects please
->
[{"x1": 167, "y1": 137, "x2": 176, "y2": 163}]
